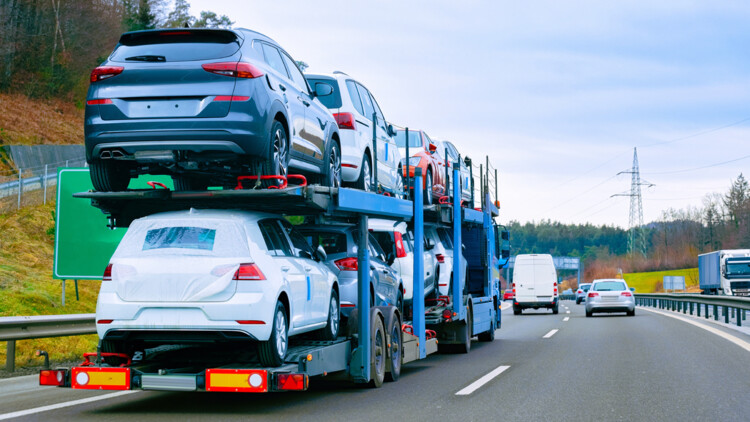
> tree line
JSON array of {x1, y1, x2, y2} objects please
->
[
  {"x1": 509, "y1": 173, "x2": 750, "y2": 274},
  {"x1": 0, "y1": 0, "x2": 232, "y2": 100}
]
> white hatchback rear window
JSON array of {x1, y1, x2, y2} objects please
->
[{"x1": 115, "y1": 218, "x2": 250, "y2": 258}]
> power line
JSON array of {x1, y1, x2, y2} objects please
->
[
  {"x1": 642, "y1": 154, "x2": 750, "y2": 175},
  {"x1": 638, "y1": 116, "x2": 750, "y2": 149}
]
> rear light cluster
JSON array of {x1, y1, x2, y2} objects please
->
[
  {"x1": 213, "y1": 95, "x2": 250, "y2": 102},
  {"x1": 39, "y1": 369, "x2": 67, "y2": 386},
  {"x1": 335, "y1": 257, "x2": 358, "y2": 271},
  {"x1": 553, "y1": 281, "x2": 558, "y2": 295},
  {"x1": 621, "y1": 291, "x2": 633, "y2": 297},
  {"x1": 202, "y1": 62, "x2": 263, "y2": 79},
  {"x1": 394, "y1": 232, "x2": 407, "y2": 258},
  {"x1": 512, "y1": 283, "x2": 516, "y2": 294},
  {"x1": 333, "y1": 112, "x2": 356, "y2": 130},
  {"x1": 90, "y1": 66, "x2": 123, "y2": 83},
  {"x1": 588, "y1": 292, "x2": 599, "y2": 298},
  {"x1": 86, "y1": 98, "x2": 112, "y2": 105},
  {"x1": 102, "y1": 264, "x2": 113, "y2": 281},
  {"x1": 435, "y1": 253, "x2": 445, "y2": 263},
  {"x1": 234, "y1": 263, "x2": 265, "y2": 280}
]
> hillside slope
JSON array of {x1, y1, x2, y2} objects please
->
[{"x1": 0, "y1": 93, "x2": 84, "y2": 146}]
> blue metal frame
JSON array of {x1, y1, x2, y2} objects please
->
[
  {"x1": 413, "y1": 169, "x2": 426, "y2": 358},
  {"x1": 452, "y1": 165, "x2": 463, "y2": 320}
]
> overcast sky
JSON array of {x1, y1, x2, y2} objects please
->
[{"x1": 190, "y1": 0, "x2": 750, "y2": 228}]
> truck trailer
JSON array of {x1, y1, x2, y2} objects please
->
[{"x1": 699, "y1": 250, "x2": 750, "y2": 296}]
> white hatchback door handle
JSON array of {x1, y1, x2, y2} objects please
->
[
  {"x1": 304, "y1": 266, "x2": 312, "y2": 272},
  {"x1": 281, "y1": 266, "x2": 290, "y2": 272}
]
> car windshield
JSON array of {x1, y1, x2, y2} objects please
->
[
  {"x1": 111, "y1": 30, "x2": 240, "y2": 62},
  {"x1": 299, "y1": 230, "x2": 349, "y2": 255},
  {"x1": 306, "y1": 77, "x2": 342, "y2": 109},
  {"x1": 593, "y1": 281, "x2": 627, "y2": 291},
  {"x1": 395, "y1": 131, "x2": 423, "y2": 148}
]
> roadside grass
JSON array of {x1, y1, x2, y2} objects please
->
[
  {"x1": 0, "y1": 203, "x2": 99, "y2": 370},
  {"x1": 623, "y1": 268, "x2": 700, "y2": 293}
]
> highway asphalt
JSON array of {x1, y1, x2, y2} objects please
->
[{"x1": 2, "y1": 300, "x2": 749, "y2": 421}]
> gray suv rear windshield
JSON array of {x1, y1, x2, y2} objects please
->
[
  {"x1": 111, "y1": 30, "x2": 240, "y2": 62},
  {"x1": 306, "y1": 77, "x2": 342, "y2": 109}
]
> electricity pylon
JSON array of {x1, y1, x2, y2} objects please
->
[{"x1": 611, "y1": 148, "x2": 653, "y2": 256}]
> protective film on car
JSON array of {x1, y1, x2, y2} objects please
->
[{"x1": 109, "y1": 218, "x2": 251, "y2": 302}]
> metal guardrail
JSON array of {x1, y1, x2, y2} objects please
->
[
  {"x1": 635, "y1": 293, "x2": 749, "y2": 327},
  {"x1": 1, "y1": 314, "x2": 95, "y2": 372}
]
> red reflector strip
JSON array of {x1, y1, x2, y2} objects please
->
[
  {"x1": 276, "y1": 373, "x2": 308, "y2": 391},
  {"x1": 97, "y1": 319, "x2": 113, "y2": 324},
  {"x1": 87, "y1": 99, "x2": 113, "y2": 105},
  {"x1": 39, "y1": 369, "x2": 67, "y2": 386},
  {"x1": 213, "y1": 95, "x2": 250, "y2": 102},
  {"x1": 236, "y1": 320, "x2": 265, "y2": 325},
  {"x1": 206, "y1": 369, "x2": 268, "y2": 393},
  {"x1": 341, "y1": 163, "x2": 358, "y2": 168},
  {"x1": 340, "y1": 303, "x2": 356, "y2": 308},
  {"x1": 71, "y1": 367, "x2": 131, "y2": 390}
]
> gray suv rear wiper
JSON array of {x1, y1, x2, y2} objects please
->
[{"x1": 125, "y1": 55, "x2": 166, "y2": 62}]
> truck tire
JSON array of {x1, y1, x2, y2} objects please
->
[
  {"x1": 477, "y1": 318, "x2": 495, "y2": 342},
  {"x1": 259, "y1": 301, "x2": 288, "y2": 367},
  {"x1": 457, "y1": 309, "x2": 472, "y2": 353},
  {"x1": 552, "y1": 302, "x2": 559, "y2": 314},
  {"x1": 369, "y1": 316, "x2": 386, "y2": 388},
  {"x1": 384, "y1": 310, "x2": 402, "y2": 382},
  {"x1": 317, "y1": 289, "x2": 340, "y2": 341},
  {"x1": 100, "y1": 339, "x2": 130, "y2": 366}
]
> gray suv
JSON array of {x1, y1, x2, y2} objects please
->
[{"x1": 85, "y1": 28, "x2": 341, "y2": 191}]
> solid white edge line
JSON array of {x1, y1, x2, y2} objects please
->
[
  {"x1": 543, "y1": 329, "x2": 559, "y2": 338},
  {"x1": 456, "y1": 365, "x2": 510, "y2": 396},
  {"x1": 639, "y1": 307, "x2": 750, "y2": 353},
  {"x1": 563, "y1": 317, "x2": 570, "y2": 322},
  {"x1": 0, "y1": 375, "x2": 37, "y2": 384},
  {"x1": 0, "y1": 390, "x2": 139, "y2": 421}
]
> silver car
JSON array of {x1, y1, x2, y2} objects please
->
[
  {"x1": 585, "y1": 279, "x2": 635, "y2": 317},
  {"x1": 575, "y1": 283, "x2": 592, "y2": 304},
  {"x1": 297, "y1": 225, "x2": 403, "y2": 317}
]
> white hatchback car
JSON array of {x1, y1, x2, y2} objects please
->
[
  {"x1": 368, "y1": 219, "x2": 437, "y2": 303},
  {"x1": 305, "y1": 72, "x2": 404, "y2": 196},
  {"x1": 425, "y1": 225, "x2": 467, "y2": 297},
  {"x1": 95, "y1": 209, "x2": 339, "y2": 367}
]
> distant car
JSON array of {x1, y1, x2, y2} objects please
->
[
  {"x1": 85, "y1": 28, "x2": 341, "y2": 192},
  {"x1": 434, "y1": 140, "x2": 472, "y2": 204},
  {"x1": 395, "y1": 129, "x2": 445, "y2": 205},
  {"x1": 369, "y1": 219, "x2": 437, "y2": 302},
  {"x1": 576, "y1": 283, "x2": 592, "y2": 304},
  {"x1": 425, "y1": 224, "x2": 467, "y2": 297},
  {"x1": 297, "y1": 224, "x2": 403, "y2": 316},
  {"x1": 503, "y1": 290, "x2": 514, "y2": 301},
  {"x1": 585, "y1": 279, "x2": 635, "y2": 317},
  {"x1": 305, "y1": 72, "x2": 404, "y2": 196},
  {"x1": 95, "y1": 210, "x2": 339, "y2": 367}
]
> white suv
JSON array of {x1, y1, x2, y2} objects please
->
[
  {"x1": 368, "y1": 219, "x2": 437, "y2": 303},
  {"x1": 425, "y1": 225, "x2": 467, "y2": 297},
  {"x1": 306, "y1": 72, "x2": 404, "y2": 196},
  {"x1": 95, "y1": 209, "x2": 339, "y2": 367}
]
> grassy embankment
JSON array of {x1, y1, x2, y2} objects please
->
[
  {"x1": 623, "y1": 268, "x2": 700, "y2": 293},
  {"x1": 0, "y1": 204, "x2": 100, "y2": 370},
  {"x1": 0, "y1": 95, "x2": 97, "y2": 370}
]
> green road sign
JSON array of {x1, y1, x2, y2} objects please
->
[{"x1": 53, "y1": 168, "x2": 173, "y2": 279}]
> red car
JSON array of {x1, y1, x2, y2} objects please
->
[
  {"x1": 396, "y1": 129, "x2": 446, "y2": 205},
  {"x1": 503, "y1": 290, "x2": 514, "y2": 301}
]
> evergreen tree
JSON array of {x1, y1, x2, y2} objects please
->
[{"x1": 724, "y1": 173, "x2": 750, "y2": 227}]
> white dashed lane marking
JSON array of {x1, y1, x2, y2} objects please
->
[
  {"x1": 543, "y1": 329, "x2": 559, "y2": 338},
  {"x1": 456, "y1": 365, "x2": 511, "y2": 396}
]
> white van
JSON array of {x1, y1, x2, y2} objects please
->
[{"x1": 511, "y1": 254, "x2": 559, "y2": 314}]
